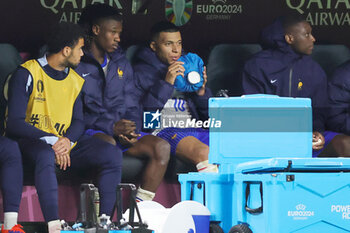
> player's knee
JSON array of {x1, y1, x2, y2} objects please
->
[
  {"x1": 332, "y1": 134, "x2": 350, "y2": 156},
  {"x1": 94, "y1": 133, "x2": 116, "y2": 146},
  {"x1": 1, "y1": 139, "x2": 21, "y2": 162},
  {"x1": 193, "y1": 145, "x2": 209, "y2": 161},
  {"x1": 104, "y1": 137, "x2": 117, "y2": 146},
  {"x1": 153, "y1": 138, "x2": 170, "y2": 166},
  {"x1": 36, "y1": 150, "x2": 56, "y2": 169}
]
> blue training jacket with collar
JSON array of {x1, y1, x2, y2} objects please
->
[
  {"x1": 242, "y1": 19, "x2": 328, "y2": 132},
  {"x1": 328, "y1": 60, "x2": 350, "y2": 134},
  {"x1": 75, "y1": 47, "x2": 138, "y2": 136},
  {"x1": 132, "y1": 47, "x2": 212, "y2": 131}
]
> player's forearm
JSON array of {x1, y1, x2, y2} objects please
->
[
  {"x1": 64, "y1": 93, "x2": 85, "y2": 142},
  {"x1": 6, "y1": 117, "x2": 53, "y2": 139},
  {"x1": 64, "y1": 119, "x2": 84, "y2": 142}
]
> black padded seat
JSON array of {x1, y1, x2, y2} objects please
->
[
  {"x1": 0, "y1": 43, "x2": 22, "y2": 134},
  {"x1": 206, "y1": 44, "x2": 262, "y2": 97},
  {"x1": 311, "y1": 44, "x2": 350, "y2": 77}
]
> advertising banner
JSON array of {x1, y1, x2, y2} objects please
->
[{"x1": 0, "y1": 0, "x2": 349, "y2": 56}]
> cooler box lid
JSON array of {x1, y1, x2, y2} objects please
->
[
  {"x1": 209, "y1": 94, "x2": 312, "y2": 165},
  {"x1": 234, "y1": 158, "x2": 350, "y2": 174}
]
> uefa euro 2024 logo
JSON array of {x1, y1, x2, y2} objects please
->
[
  {"x1": 143, "y1": 110, "x2": 161, "y2": 129},
  {"x1": 165, "y1": 0, "x2": 193, "y2": 26}
]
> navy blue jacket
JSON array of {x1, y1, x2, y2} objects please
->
[
  {"x1": 133, "y1": 47, "x2": 212, "y2": 130},
  {"x1": 75, "y1": 48, "x2": 138, "y2": 136},
  {"x1": 328, "y1": 61, "x2": 350, "y2": 134},
  {"x1": 242, "y1": 19, "x2": 328, "y2": 132}
]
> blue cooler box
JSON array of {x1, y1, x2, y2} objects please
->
[
  {"x1": 232, "y1": 158, "x2": 350, "y2": 233},
  {"x1": 179, "y1": 95, "x2": 313, "y2": 232},
  {"x1": 208, "y1": 95, "x2": 312, "y2": 173}
]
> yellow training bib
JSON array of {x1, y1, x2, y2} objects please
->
[{"x1": 22, "y1": 60, "x2": 84, "y2": 137}]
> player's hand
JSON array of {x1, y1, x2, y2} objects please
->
[
  {"x1": 197, "y1": 66, "x2": 207, "y2": 96},
  {"x1": 118, "y1": 133, "x2": 140, "y2": 147},
  {"x1": 55, "y1": 152, "x2": 70, "y2": 170},
  {"x1": 52, "y1": 137, "x2": 71, "y2": 170},
  {"x1": 52, "y1": 137, "x2": 71, "y2": 155},
  {"x1": 113, "y1": 119, "x2": 137, "y2": 137},
  {"x1": 312, "y1": 131, "x2": 325, "y2": 150},
  {"x1": 165, "y1": 61, "x2": 185, "y2": 85}
]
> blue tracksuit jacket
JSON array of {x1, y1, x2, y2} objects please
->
[
  {"x1": 75, "y1": 48, "x2": 138, "y2": 136},
  {"x1": 328, "y1": 60, "x2": 350, "y2": 134},
  {"x1": 132, "y1": 47, "x2": 212, "y2": 131},
  {"x1": 242, "y1": 19, "x2": 328, "y2": 132}
]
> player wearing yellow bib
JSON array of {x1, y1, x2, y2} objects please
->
[
  {"x1": 21, "y1": 59, "x2": 83, "y2": 143},
  {"x1": 6, "y1": 23, "x2": 122, "y2": 233}
]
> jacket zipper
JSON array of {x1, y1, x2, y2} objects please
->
[{"x1": 289, "y1": 68, "x2": 293, "y2": 97}]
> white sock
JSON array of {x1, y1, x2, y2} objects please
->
[
  {"x1": 48, "y1": 219, "x2": 61, "y2": 233},
  {"x1": 196, "y1": 160, "x2": 218, "y2": 173},
  {"x1": 99, "y1": 214, "x2": 111, "y2": 228},
  {"x1": 4, "y1": 212, "x2": 18, "y2": 230},
  {"x1": 136, "y1": 187, "x2": 155, "y2": 202}
]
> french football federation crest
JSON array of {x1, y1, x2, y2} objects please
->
[{"x1": 117, "y1": 68, "x2": 123, "y2": 79}]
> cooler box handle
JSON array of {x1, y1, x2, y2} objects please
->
[
  {"x1": 245, "y1": 182, "x2": 263, "y2": 214},
  {"x1": 190, "y1": 181, "x2": 206, "y2": 205}
]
